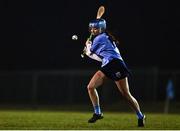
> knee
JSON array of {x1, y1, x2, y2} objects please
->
[
  {"x1": 87, "y1": 84, "x2": 95, "y2": 92},
  {"x1": 121, "y1": 91, "x2": 131, "y2": 98}
]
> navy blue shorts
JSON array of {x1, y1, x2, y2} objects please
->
[{"x1": 100, "y1": 58, "x2": 130, "y2": 81}]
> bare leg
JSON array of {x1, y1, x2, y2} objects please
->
[
  {"x1": 115, "y1": 77, "x2": 141, "y2": 113},
  {"x1": 115, "y1": 77, "x2": 145, "y2": 127},
  {"x1": 87, "y1": 70, "x2": 106, "y2": 107}
]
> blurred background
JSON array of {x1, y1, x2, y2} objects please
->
[{"x1": 1, "y1": 0, "x2": 180, "y2": 113}]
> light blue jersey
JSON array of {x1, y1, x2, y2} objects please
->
[{"x1": 90, "y1": 33, "x2": 123, "y2": 67}]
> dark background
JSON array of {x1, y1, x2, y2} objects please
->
[
  {"x1": 1, "y1": 0, "x2": 179, "y2": 71},
  {"x1": 0, "y1": 0, "x2": 180, "y2": 106}
]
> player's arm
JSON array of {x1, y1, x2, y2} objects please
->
[{"x1": 85, "y1": 40, "x2": 102, "y2": 62}]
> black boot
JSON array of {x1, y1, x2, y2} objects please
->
[
  {"x1": 138, "y1": 115, "x2": 146, "y2": 127},
  {"x1": 88, "y1": 113, "x2": 104, "y2": 123}
]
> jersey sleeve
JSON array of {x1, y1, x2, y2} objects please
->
[
  {"x1": 90, "y1": 35, "x2": 106, "y2": 55},
  {"x1": 85, "y1": 42, "x2": 102, "y2": 62}
]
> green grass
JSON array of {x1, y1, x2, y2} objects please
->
[{"x1": 0, "y1": 110, "x2": 180, "y2": 130}]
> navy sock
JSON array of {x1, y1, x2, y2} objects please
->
[
  {"x1": 94, "y1": 105, "x2": 101, "y2": 115},
  {"x1": 136, "y1": 111, "x2": 144, "y2": 119}
]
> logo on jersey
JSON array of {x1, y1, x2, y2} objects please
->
[{"x1": 115, "y1": 72, "x2": 121, "y2": 78}]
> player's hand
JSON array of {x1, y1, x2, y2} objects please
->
[{"x1": 85, "y1": 39, "x2": 92, "y2": 46}]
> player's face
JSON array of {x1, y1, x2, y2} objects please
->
[{"x1": 89, "y1": 27, "x2": 101, "y2": 36}]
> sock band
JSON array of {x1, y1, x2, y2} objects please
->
[
  {"x1": 94, "y1": 105, "x2": 101, "y2": 114},
  {"x1": 136, "y1": 111, "x2": 144, "y2": 119}
]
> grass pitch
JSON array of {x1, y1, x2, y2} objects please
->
[{"x1": 0, "y1": 110, "x2": 180, "y2": 130}]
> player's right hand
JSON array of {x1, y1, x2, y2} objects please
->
[{"x1": 85, "y1": 39, "x2": 92, "y2": 46}]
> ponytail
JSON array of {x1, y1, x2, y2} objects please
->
[{"x1": 105, "y1": 31, "x2": 120, "y2": 45}]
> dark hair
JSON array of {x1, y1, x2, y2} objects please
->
[{"x1": 105, "y1": 31, "x2": 120, "y2": 45}]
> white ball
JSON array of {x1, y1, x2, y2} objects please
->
[{"x1": 72, "y1": 35, "x2": 78, "y2": 40}]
